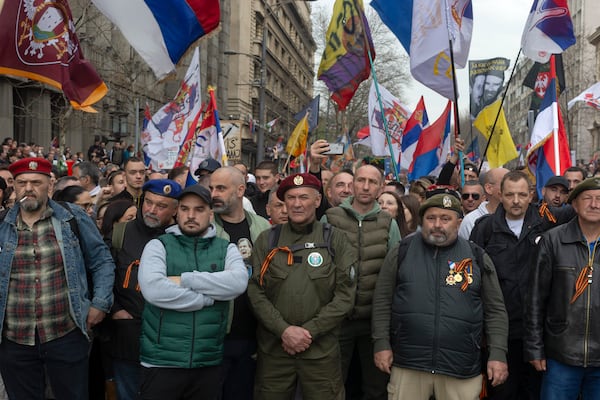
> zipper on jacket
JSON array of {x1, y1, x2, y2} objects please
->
[
  {"x1": 584, "y1": 287, "x2": 591, "y2": 367},
  {"x1": 189, "y1": 312, "x2": 196, "y2": 367},
  {"x1": 157, "y1": 311, "x2": 163, "y2": 344},
  {"x1": 432, "y1": 247, "x2": 440, "y2": 373},
  {"x1": 355, "y1": 219, "x2": 363, "y2": 299}
]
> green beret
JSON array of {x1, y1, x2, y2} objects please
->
[
  {"x1": 568, "y1": 177, "x2": 600, "y2": 204},
  {"x1": 419, "y1": 193, "x2": 463, "y2": 218}
]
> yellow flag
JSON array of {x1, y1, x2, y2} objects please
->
[
  {"x1": 286, "y1": 114, "x2": 309, "y2": 158},
  {"x1": 473, "y1": 100, "x2": 518, "y2": 168}
]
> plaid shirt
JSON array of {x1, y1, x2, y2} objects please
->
[{"x1": 4, "y1": 207, "x2": 76, "y2": 345}]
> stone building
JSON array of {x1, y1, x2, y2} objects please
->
[{"x1": 0, "y1": 0, "x2": 315, "y2": 168}]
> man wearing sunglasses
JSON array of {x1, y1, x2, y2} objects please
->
[{"x1": 461, "y1": 180, "x2": 485, "y2": 214}]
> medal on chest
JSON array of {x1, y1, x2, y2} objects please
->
[{"x1": 446, "y1": 258, "x2": 474, "y2": 291}]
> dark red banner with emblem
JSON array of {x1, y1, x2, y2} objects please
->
[{"x1": 0, "y1": 0, "x2": 107, "y2": 112}]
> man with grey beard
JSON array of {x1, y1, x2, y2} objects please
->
[
  {"x1": 108, "y1": 179, "x2": 181, "y2": 400},
  {"x1": 372, "y1": 194, "x2": 508, "y2": 400}
]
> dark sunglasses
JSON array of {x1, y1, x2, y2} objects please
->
[{"x1": 461, "y1": 193, "x2": 481, "y2": 200}]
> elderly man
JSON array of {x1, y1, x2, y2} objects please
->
[
  {"x1": 525, "y1": 177, "x2": 600, "y2": 399},
  {"x1": 248, "y1": 173, "x2": 357, "y2": 399},
  {"x1": 0, "y1": 158, "x2": 115, "y2": 399},
  {"x1": 373, "y1": 194, "x2": 509, "y2": 400},
  {"x1": 326, "y1": 171, "x2": 354, "y2": 207},
  {"x1": 109, "y1": 179, "x2": 181, "y2": 400}
]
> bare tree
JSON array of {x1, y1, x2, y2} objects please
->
[{"x1": 311, "y1": 4, "x2": 411, "y2": 142}]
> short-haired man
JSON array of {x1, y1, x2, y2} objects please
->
[
  {"x1": 109, "y1": 179, "x2": 181, "y2": 400},
  {"x1": 248, "y1": 173, "x2": 357, "y2": 399},
  {"x1": 0, "y1": 158, "x2": 115, "y2": 399},
  {"x1": 111, "y1": 157, "x2": 146, "y2": 206},
  {"x1": 209, "y1": 167, "x2": 270, "y2": 400},
  {"x1": 266, "y1": 188, "x2": 288, "y2": 224},
  {"x1": 373, "y1": 194, "x2": 509, "y2": 399},
  {"x1": 138, "y1": 184, "x2": 247, "y2": 399},
  {"x1": 563, "y1": 166, "x2": 586, "y2": 191},
  {"x1": 73, "y1": 161, "x2": 101, "y2": 199},
  {"x1": 461, "y1": 180, "x2": 485, "y2": 214},
  {"x1": 541, "y1": 176, "x2": 569, "y2": 207},
  {"x1": 168, "y1": 166, "x2": 189, "y2": 189},
  {"x1": 250, "y1": 160, "x2": 279, "y2": 218},
  {"x1": 326, "y1": 171, "x2": 354, "y2": 207},
  {"x1": 323, "y1": 164, "x2": 401, "y2": 398},
  {"x1": 470, "y1": 171, "x2": 574, "y2": 399},
  {"x1": 525, "y1": 178, "x2": 600, "y2": 398}
]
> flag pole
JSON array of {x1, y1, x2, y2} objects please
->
[
  {"x1": 443, "y1": 0, "x2": 464, "y2": 187},
  {"x1": 357, "y1": 9, "x2": 400, "y2": 181},
  {"x1": 366, "y1": 50, "x2": 400, "y2": 181},
  {"x1": 550, "y1": 55, "x2": 560, "y2": 175},
  {"x1": 477, "y1": 48, "x2": 522, "y2": 174}
]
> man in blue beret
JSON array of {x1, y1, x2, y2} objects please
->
[{"x1": 108, "y1": 179, "x2": 181, "y2": 400}]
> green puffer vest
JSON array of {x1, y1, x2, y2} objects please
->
[
  {"x1": 140, "y1": 234, "x2": 229, "y2": 368},
  {"x1": 326, "y1": 206, "x2": 391, "y2": 319}
]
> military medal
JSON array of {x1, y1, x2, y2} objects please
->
[{"x1": 446, "y1": 260, "x2": 457, "y2": 286}]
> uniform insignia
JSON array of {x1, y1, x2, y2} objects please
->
[
  {"x1": 293, "y1": 175, "x2": 304, "y2": 186},
  {"x1": 307, "y1": 252, "x2": 323, "y2": 267},
  {"x1": 28, "y1": 161, "x2": 38, "y2": 170},
  {"x1": 443, "y1": 195, "x2": 452, "y2": 208},
  {"x1": 163, "y1": 185, "x2": 172, "y2": 195}
]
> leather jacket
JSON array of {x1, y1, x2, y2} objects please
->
[{"x1": 524, "y1": 217, "x2": 600, "y2": 367}]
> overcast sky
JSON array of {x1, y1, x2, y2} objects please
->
[{"x1": 313, "y1": 0, "x2": 533, "y2": 119}]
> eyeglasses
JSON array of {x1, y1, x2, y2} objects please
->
[{"x1": 461, "y1": 193, "x2": 481, "y2": 200}]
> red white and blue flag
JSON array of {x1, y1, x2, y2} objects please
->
[
  {"x1": 408, "y1": 101, "x2": 452, "y2": 181},
  {"x1": 371, "y1": 0, "x2": 473, "y2": 99},
  {"x1": 521, "y1": 0, "x2": 576, "y2": 63},
  {"x1": 400, "y1": 96, "x2": 429, "y2": 170},
  {"x1": 92, "y1": 0, "x2": 220, "y2": 79},
  {"x1": 526, "y1": 56, "x2": 571, "y2": 196}
]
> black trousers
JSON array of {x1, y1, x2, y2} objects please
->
[
  {"x1": 140, "y1": 365, "x2": 222, "y2": 400},
  {"x1": 487, "y1": 339, "x2": 541, "y2": 400}
]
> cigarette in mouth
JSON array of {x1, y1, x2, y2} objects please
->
[{"x1": 20, "y1": 197, "x2": 27, "y2": 203}]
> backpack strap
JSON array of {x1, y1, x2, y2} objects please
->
[{"x1": 111, "y1": 221, "x2": 128, "y2": 252}]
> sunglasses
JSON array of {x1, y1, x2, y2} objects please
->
[{"x1": 461, "y1": 193, "x2": 481, "y2": 200}]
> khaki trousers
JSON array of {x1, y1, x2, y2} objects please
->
[{"x1": 387, "y1": 367, "x2": 482, "y2": 400}]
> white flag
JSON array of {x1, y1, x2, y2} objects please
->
[
  {"x1": 367, "y1": 82, "x2": 410, "y2": 158},
  {"x1": 567, "y1": 82, "x2": 600, "y2": 110}
]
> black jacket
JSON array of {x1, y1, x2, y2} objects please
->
[
  {"x1": 524, "y1": 218, "x2": 600, "y2": 367},
  {"x1": 469, "y1": 204, "x2": 573, "y2": 339}
]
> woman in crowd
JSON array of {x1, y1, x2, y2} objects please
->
[
  {"x1": 53, "y1": 185, "x2": 95, "y2": 218},
  {"x1": 100, "y1": 199, "x2": 136, "y2": 240},
  {"x1": 378, "y1": 191, "x2": 417, "y2": 238},
  {"x1": 400, "y1": 193, "x2": 421, "y2": 236}
]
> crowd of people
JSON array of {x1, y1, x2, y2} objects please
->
[{"x1": 0, "y1": 135, "x2": 597, "y2": 400}]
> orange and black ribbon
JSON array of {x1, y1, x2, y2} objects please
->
[
  {"x1": 259, "y1": 247, "x2": 293, "y2": 287},
  {"x1": 454, "y1": 258, "x2": 473, "y2": 292},
  {"x1": 538, "y1": 202, "x2": 557, "y2": 223},
  {"x1": 571, "y1": 265, "x2": 592, "y2": 304}
]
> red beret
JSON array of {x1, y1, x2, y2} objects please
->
[
  {"x1": 277, "y1": 173, "x2": 322, "y2": 200},
  {"x1": 9, "y1": 157, "x2": 52, "y2": 177}
]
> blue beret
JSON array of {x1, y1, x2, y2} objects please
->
[{"x1": 142, "y1": 179, "x2": 182, "y2": 199}]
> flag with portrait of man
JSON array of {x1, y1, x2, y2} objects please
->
[{"x1": 468, "y1": 58, "x2": 510, "y2": 119}]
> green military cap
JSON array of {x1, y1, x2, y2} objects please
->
[
  {"x1": 419, "y1": 193, "x2": 463, "y2": 219},
  {"x1": 568, "y1": 177, "x2": 600, "y2": 204}
]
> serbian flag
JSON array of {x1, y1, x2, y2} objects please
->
[
  {"x1": 190, "y1": 87, "x2": 228, "y2": 173},
  {"x1": 317, "y1": 0, "x2": 374, "y2": 111},
  {"x1": 371, "y1": 0, "x2": 473, "y2": 99},
  {"x1": 408, "y1": 101, "x2": 452, "y2": 181},
  {"x1": 92, "y1": 0, "x2": 220, "y2": 80},
  {"x1": 521, "y1": 0, "x2": 576, "y2": 63},
  {"x1": 400, "y1": 96, "x2": 429, "y2": 170},
  {"x1": 526, "y1": 56, "x2": 571, "y2": 197},
  {"x1": 0, "y1": 0, "x2": 107, "y2": 112}
]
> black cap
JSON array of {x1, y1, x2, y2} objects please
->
[
  {"x1": 178, "y1": 184, "x2": 212, "y2": 206},
  {"x1": 544, "y1": 176, "x2": 569, "y2": 190},
  {"x1": 194, "y1": 158, "x2": 221, "y2": 176}
]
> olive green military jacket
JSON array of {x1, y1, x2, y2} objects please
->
[{"x1": 248, "y1": 220, "x2": 357, "y2": 359}]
